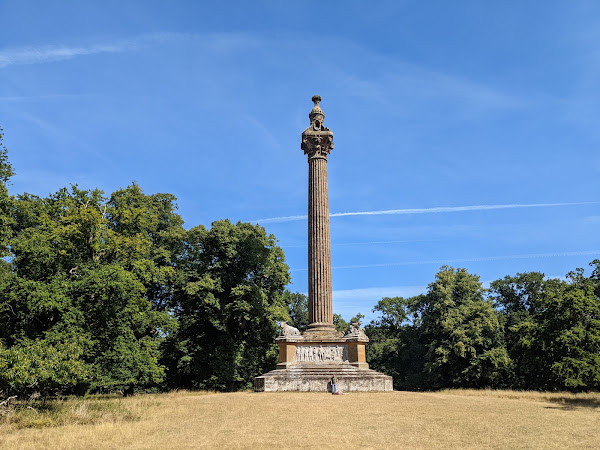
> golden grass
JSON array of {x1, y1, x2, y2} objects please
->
[
  {"x1": 1, "y1": 389, "x2": 599, "y2": 449},
  {"x1": 0, "y1": 395, "x2": 149, "y2": 431},
  {"x1": 438, "y1": 388, "x2": 600, "y2": 408}
]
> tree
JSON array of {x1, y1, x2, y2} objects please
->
[
  {"x1": 489, "y1": 272, "x2": 548, "y2": 389},
  {"x1": 284, "y1": 291, "x2": 309, "y2": 332},
  {"x1": 105, "y1": 183, "x2": 185, "y2": 311},
  {"x1": 367, "y1": 267, "x2": 510, "y2": 390},
  {"x1": 333, "y1": 314, "x2": 349, "y2": 333},
  {"x1": 416, "y1": 266, "x2": 510, "y2": 389},
  {"x1": 165, "y1": 220, "x2": 290, "y2": 391},
  {"x1": 0, "y1": 338, "x2": 88, "y2": 398},
  {"x1": 0, "y1": 127, "x2": 15, "y2": 266},
  {"x1": 491, "y1": 266, "x2": 600, "y2": 391},
  {"x1": 546, "y1": 271, "x2": 600, "y2": 391},
  {"x1": 71, "y1": 264, "x2": 171, "y2": 393},
  {"x1": 366, "y1": 296, "x2": 427, "y2": 390},
  {"x1": 1, "y1": 184, "x2": 178, "y2": 395}
]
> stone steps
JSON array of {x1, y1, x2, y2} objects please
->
[{"x1": 255, "y1": 364, "x2": 393, "y2": 392}]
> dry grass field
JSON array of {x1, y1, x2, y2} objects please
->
[{"x1": 1, "y1": 389, "x2": 599, "y2": 449}]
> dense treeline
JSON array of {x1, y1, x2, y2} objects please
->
[
  {"x1": 0, "y1": 128, "x2": 290, "y2": 396},
  {"x1": 1, "y1": 127, "x2": 598, "y2": 396},
  {"x1": 364, "y1": 265, "x2": 600, "y2": 392},
  {"x1": 279, "y1": 266, "x2": 600, "y2": 393}
]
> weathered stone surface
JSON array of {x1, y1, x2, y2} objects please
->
[
  {"x1": 343, "y1": 321, "x2": 369, "y2": 341},
  {"x1": 279, "y1": 321, "x2": 302, "y2": 337},
  {"x1": 296, "y1": 344, "x2": 347, "y2": 362},
  {"x1": 276, "y1": 334, "x2": 369, "y2": 367},
  {"x1": 303, "y1": 95, "x2": 335, "y2": 333},
  {"x1": 254, "y1": 364, "x2": 393, "y2": 392}
]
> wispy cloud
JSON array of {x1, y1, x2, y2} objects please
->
[
  {"x1": 0, "y1": 94, "x2": 99, "y2": 102},
  {"x1": 254, "y1": 202, "x2": 597, "y2": 224},
  {"x1": 0, "y1": 32, "x2": 262, "y2": 69},
  {"x1": 315, "y1": 36, "x2": 529, "y2": 119},
  {"x1": 290, "y1": 250, "x2": 600, "y2": 272},
  {"x1": 0, "y1": 32, "x2": 193, "y2": 68},
  {"x1": 0, "y1": 42, "x2": 136, "y2": 68}
]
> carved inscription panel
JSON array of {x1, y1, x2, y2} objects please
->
[{"x1": 296, "y1": 344, "x2": 348, "y2": 362}]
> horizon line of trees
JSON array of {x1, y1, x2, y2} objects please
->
[
  {"x1": 284, "y1": 262, "x2": 600, "y2": 393},
  {"x1": 0, "y1": 127, "x2": 598, "y2": 397},
  {"x1": 362, "y1": 263, "x2": 600, "y2": 392}
]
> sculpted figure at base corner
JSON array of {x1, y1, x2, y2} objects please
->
[{"x1": 279, "y1": 321, "x2": 302, "y2": 337}]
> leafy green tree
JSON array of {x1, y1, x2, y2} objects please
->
[
  {"x1": 71, "y1": 264, "x2": 171, "y2": 392},
  {"x1": 333, "y1": 314, "x2": 349, "y2": 333},
  {"x1": 0, "y1": 338, "x2": 88, "y2": 398},
  {"x1": 489, "y1": 272, "x2": 548, "y2": 389},
  {"x1": 165, "y1": 220, "x2": 290, "y2": 391},
  {"x1": 0, "y1": 276, "x2": 71, "y2": 346},
  {"x1": 491, "y1": 265, "x2": 600, "y2": 391},
  {"x1": 284, "y1": 291, "x2": 309, "y2": 332},
  {"x1": 366, "y1": 296, "x2": 427, "y2": 390},
  {"x1": 10, "y1": 186, "x2": 108, "y2": 281},
  {"x1": 546, "y1": 271, "x2": 600, "y2": 391},
  {"x1": 0, "y1": 130, "x2": 297, "y2": 395},
  {"x1": 416, "y1": 266, "x2": 510, "y2": 388},
  {"x1": 1, "y1": 183, "x2": 179, "y2": 395},
  {"x1": 590, "y1": 259, "x2": 600, "y2": 298},
  {"x1": 0, "y1": 126, "x2": 15, "y2": 262},
  {"x1": 368, "y1": 267, "x2": 510, "y2": 390},
  {"x1": 106, "y1": 183, "x2": 185, "y2": 311}
]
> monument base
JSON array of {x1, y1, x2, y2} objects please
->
[
  {"x1": 254, "y1": 331, "x2": 393, "y2": 392},
  {"x1": 255, "y1": 362, "x2": 393, "y2": 392}
]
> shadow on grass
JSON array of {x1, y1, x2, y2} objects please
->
[{"x1": 545, "y1": 397, "x2": 600, "y2": 410}]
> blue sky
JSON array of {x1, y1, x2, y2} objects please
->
[{"x1": 1, "y1": 1, "x2": 599, "y2": 321}]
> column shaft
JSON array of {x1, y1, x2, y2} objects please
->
[{"x1": 308, "y1": 155, "x2": 333, "y2": 328}]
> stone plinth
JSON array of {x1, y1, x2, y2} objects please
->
[
  {"x1": 255, "y1": 331, "x2": 392, "y2": 392},
  {"x1": 276, "y1": 335, "x2": 367, "y2": 369},
  {"x1": 254, "y1": 363, "x2": 393, "y2": 392}
]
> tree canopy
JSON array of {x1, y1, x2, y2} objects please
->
[
  {"x1": 0, "y1": 131, "x2": 291, "y2": 396},
  {"x1": 366, "y1": 263, "x2": 600, "y2": 392},
  {"x1": 162, "y1": 220, "x2": 290, "y2": 391}
]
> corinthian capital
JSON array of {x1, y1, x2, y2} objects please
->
[{"x1": 301, "y1": 95, "x2": 334, "y2": 159}]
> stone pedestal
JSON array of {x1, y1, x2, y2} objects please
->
[
  {"x1": 276, "y1": 335, "x2": 367, "y2": 369},
  {"x1": 255, "y1": 324, "x2": 392, "y2": 392},
  {"x1": 254, "y1": 363, "x2": 393, "y2": 392},
  {"x1": 255, "y1": 334, "x2": 392, "y2": 392}
]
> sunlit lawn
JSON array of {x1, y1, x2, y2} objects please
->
[{"x1": 1, "y1": 389, "x2": 599, "y2": 449}]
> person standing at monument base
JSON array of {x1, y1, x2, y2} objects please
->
[{"x1": 330, "y1": 375, "x2": 338, "y2": 394}]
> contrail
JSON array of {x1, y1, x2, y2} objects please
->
[
  {"x1": 289, "y1": 250, "x2": 600, "y2": 272},
  {"x1": 253, "y1": 202, "x2": 597, "y2": 224},
  {"x1": 282, "y1": 238, "x2": 440, "y2": 249}
]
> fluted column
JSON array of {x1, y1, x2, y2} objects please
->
[
  {"x1": 301, "y1": 95, "x2": 335, "y2": 333},
  {"x1": 308, "y1": 153, "x2": 333, "y2": 327}
]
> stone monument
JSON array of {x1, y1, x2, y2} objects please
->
[{"x1": 254, "y1": 96, "x2": 392, "y2": 392}]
